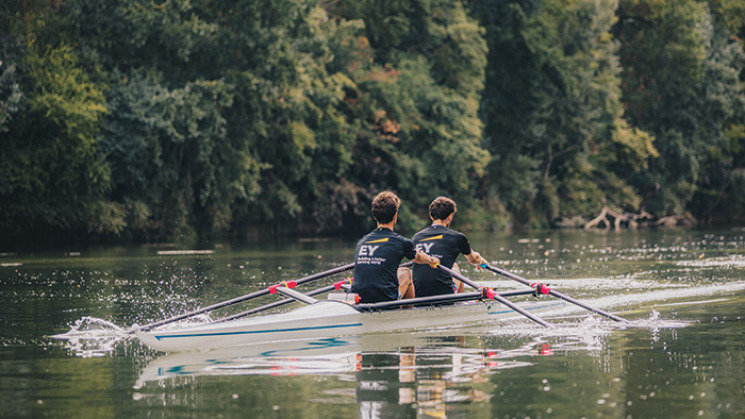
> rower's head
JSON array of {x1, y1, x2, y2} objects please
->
[
  {"x1": 429, "y1": 197, "x2": 456, "y2": 224},
  {"x1": 372, "y1": 191, "x2": 400, "y2": 224}
]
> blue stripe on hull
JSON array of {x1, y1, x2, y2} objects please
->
[
  {"x1": 155, "y1": 322, "x2": 363, "y2": 341},
  {"x1": 153, "y1": 301, "x2": 563, "y2": 341}
]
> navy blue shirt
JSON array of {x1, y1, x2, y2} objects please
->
[
  {"x1": 412, "y1": 224, "x2": 472, "y2": 297},
  {"x1": 351, "y1": 228, "x2": 416, "y2": 303}
]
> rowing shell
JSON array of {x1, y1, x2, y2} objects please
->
[{"x1": 134, "y1": 298, "x2": 565, "y2": 353}]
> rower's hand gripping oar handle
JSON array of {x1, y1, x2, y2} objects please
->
[
  {"x1": 434, "y1": 263, "x2": 553, "y2": 328},
  {"x1": 479, "y1": 263, "x2": 628, "y2": 323}
]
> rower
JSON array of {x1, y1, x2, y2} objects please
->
[
  {"x1": 411, "y1": 197, "x2": 488, "y2": 298},
  {"x1": 350, "y1": 191, "x2": 439, "y2": 304}
]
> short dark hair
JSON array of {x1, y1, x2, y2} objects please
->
[
  {"x1": 429, "y1": 196, "x2": 456, "y2": 220},
  {"x1": 371, "y1": 191, "x2": 400, "y2": 224}
]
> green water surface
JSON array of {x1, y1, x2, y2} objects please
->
[{"x1": 1, "y1": 229, "x2": 744, "y2": 418}]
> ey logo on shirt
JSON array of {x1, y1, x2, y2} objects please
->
[
  {"x1": 359, "y1": 237, "x2": 388, "y2": 256},
  {"x1": 416, "y1": 235, "x2": 442, "y2": 254},
  {"x1": 415, "y1": 243, "x2": 434, "y2": 253},
  {"x1": 359, "y1": 245, "x2": 379, "y2": 256}
]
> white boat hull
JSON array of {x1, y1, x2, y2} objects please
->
[{"x1": 135, "y1": 299, "x2": 565, "y2": 353}]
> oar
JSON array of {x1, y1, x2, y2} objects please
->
[
  {"x1": 134, "y1": 262, "x2": 355, "y2": 332},
  {"x1": 479, "y1": 263, "x2": 628, "y2": 323},
  {"x1": 214, "y1": 279, "x2": 351, "y2": 323},
  {"x1": 274, "y1": 286, "x2": 319, "y2": 305},
  {"x1": 217, "y1": 262, "x2": 413, "y2": 322},
  {"x1": 355, "y1": 289, "x2": 536, "y2": 311},
  {"x1": 436, "y1": 264, "x2": 553, "y2": 328}
]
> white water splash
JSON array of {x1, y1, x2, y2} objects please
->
[
  {"x1": 51, "y1": 316, "x2": 131, "y2": 357},
  {"x1": 52, "y1": 314, "x2": 217, "y2": 357},
  {"x1": 53, "y1": 316, "x2": 127, "y2": 337},
  {"x1": 625, "y1": 308, "x2": 690, "y2": 330}
]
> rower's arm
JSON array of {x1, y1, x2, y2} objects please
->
[
  {"x1": 465, "y1": 250, "x2": 487, "y2": 266},
  {"x1": 413, "y1": 250, "x2": 439, "y2": 266}
]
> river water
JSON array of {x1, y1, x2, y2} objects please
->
[{"x1": 1, "y1": 229, "x2": 744, "y2": 418}]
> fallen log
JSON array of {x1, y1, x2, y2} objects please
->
[{"x1": 583, "y1": 204, "x2": 657, "y2": 230}]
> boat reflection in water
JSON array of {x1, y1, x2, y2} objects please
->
[
  {"x1": 135, "y1": 336, "x2": 361, "y2": 386},
  {"x1": 135, "y1": 333, "x2": 553, "y2": 417}
]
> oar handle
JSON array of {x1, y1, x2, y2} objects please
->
[
  {"x1": 436, "y1": 264, "x2": 552, "y2": 328},
  {"x1": 480, "y1": 263, "x2": 628, "y2": 323}
]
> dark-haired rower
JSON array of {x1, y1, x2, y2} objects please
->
[
  {"x1": 350, "y1": 191, "x2": 439, "y2": 303},
  {"x1": 412, "y1": 196, "x2": 487, "y2": 298}
]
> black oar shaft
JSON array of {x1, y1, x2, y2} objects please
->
[
  {"x1": 137, "y1": 262, "x2": 355, "y2": 332},
  {"x1": 357, "y1": 291, "x2": 482, "y2": 310},
  {"x1": 437, "y1": 265, "x2": 553, "y2": 328},
  {"x1": 482, "y1": 264, "x2": 627, "y2": 323},
  {"x1": 355, "y1": 289, "x2": 537, "y2": 311},
  {"x1": 547, "y1": 289, "x2": 627, "y2": 322}
]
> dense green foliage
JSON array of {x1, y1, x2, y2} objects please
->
[{"x1": 1, "y1": 0, "x2": 744, "y2": 244}]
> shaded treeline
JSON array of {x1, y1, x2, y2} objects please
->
[{"x1": 1, "y1": 0, "x2": 744, "y2": 245}]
